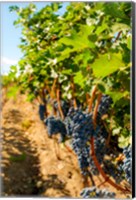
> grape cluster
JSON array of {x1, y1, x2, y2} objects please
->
[
  {"x1": 38, "y1": 104, "x2": 46, "y2": 121},
  {"x1": 97, "y1": 94, "x2": 113, "y2": 117},
  {"x1": 94, "y1": 135, "x2": 107, "y2": 163},
  {"x1": 89, "y1": 156, "x2": 99, "y2": 175},
  {"x1": 42, "y1": 93, "x2": 130, "y2": 196},
  {"x1": 44, "y1": 116, "x2": 67, "y2": 142},
  {"x1": 53, "y1": 100, "x2": 69, "y2": 118},
  {"x1": 122, "y1": 145, "x2": 132, "y2": 184},
  {"x1": 88, "y1": 134, "x2": 109, "y2": 175},
  {"x1": 64, "y1": 105, "x2": 112, "y2": 176},
  {"x1": 65, "y1": 108, "x2": 99, "y2": 175},
  {"x1": 103, "y1": 160, "x2": 124, "y2": 184},
  {"x1": 80, "y1": 187, "x2": 116, "y2": 198}
]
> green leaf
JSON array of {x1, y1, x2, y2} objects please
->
[
  {"x1": 106, "y1": 90, "x2": 129, "y2": 104},
  {"x1": 10, "y1": 153, "x2": 26, "y2": 162},
  {"x1": 104, "y1": 3, "x2": 128, "y2": 19},
  {"x1": 74, "y1": 71, "x2": 85, "y2": 88},
  {"x1": 106, "y1": 91, "x2": 124, "y2": 104},
  {"x1": 58, "y1": 25, "x2": 95, "y2": 51},
  {"x1": 127, "y1": 35, "x2": 131, "y2": 50},
  {"x1": 91, "y1": 53, "x2": 124, "y2": 78},
  {"x1": 97, "y1": 83, "x2": 105, "y2": 93},
  {"x1": 57, "y1": 48, "x2": 74, "y2": 62},
  {"x1": 61, "y1": 69, "x2": 73, "y2": 75},
  {"x1": 7, "y1": 86, "x2": 19, "y2": 99},
  {"x1": 111, "y1": 23, "x2": 129, "y2": 34},
  {"x1": 96, "y1": 23, "x2": 108, "y2": 35},
  {"x1": 118, "y1": 135, "x2": 130, "y2": 148},
  {"x1": 112, "y1": 127, "x2": 121, "y2": 135},
  {"x1": 26, "y1": 93, "x2": 35, "y2": 102}
]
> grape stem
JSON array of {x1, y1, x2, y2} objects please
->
[
  {"x1": 36, "y1": 95, "x2": 41, "y2": 104},
  {"x1": 70, "y1": 76, "x2": 77, "y2": 109},
  {"x1": 53, "y1": 139, "x2": 61, "y2": 160},
  {"x1": 42, "y1": 88, "x2": 48, "y2": 117},
  {"x1": 87, "y1": 171, "x2": 95, "y2": 186},
  {"x1": 44, "y1": 81, "x2": 52, "y2": 98},
  {"x1": 51, "y1": 78, "x2": 58, "y2": 99},
  {"x1": 86, "y1": 93, "x2": 90, "y2": 105},
  {"x1": 82, "y1": 175, "x2": 90, "y2": 187},
  {"x1": 114, "y1": 30, "x2": 122, "y2": 43},
  {"x1": 102, "y1": 120, "x2": 112, "y2": 146},
  {"x1": 88, "y1": 85, "x2": 97, "y2": 112},
  {"x1": 97, "y1": 179, "x2": 108, "y2": 188},
  {"x1": 64, "y1": 143, "x2": 76, "y2": 156},
  {"x1": 56, "y1": 85, "x2": 64, "y2": 120},
  {"x1": 90, "y1": 137, "x2": 131, "y2": 193},
  {"x1": 93, "y1": 93, "x2": 102, "y2": 129}
]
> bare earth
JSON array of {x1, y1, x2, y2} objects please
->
[{"x1": 1, "y1": 91, "x2": 130, "y2": 198}]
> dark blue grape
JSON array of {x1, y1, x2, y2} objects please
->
[
  {"x1": 44, "y1": 116, "x2": 67, "y2": 142},
  {"x1": 53, "y1": 100, "x2": 69, "y2": 118},
  {"x1": 80, "y1": 187, "x2": 116, "y2": 198},
  {"x1": 38, "y1": 104, "x2": 45, "y2": 121},
  {"x1": 122, "y1": 145, "x2": 132, "y2": 184},
  {"x1": 103, "y1": 160, "x2": 124, "y2": 184},
  {"x1": 97, "y1": 95, "x2": 113, "y2": 117}
]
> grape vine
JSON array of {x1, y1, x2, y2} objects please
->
[{"x1": 8, "y1": 2, "x2": 132, "y2": 198}]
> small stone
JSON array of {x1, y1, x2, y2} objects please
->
[{"x1": 36, "y1": 181, "x2": 43, "y2": 188}]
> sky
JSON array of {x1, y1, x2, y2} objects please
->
[{"x1": 1, "y1": 2, "x2": 69, "y2": 74}]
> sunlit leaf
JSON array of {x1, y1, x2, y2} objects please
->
[{"x1": 91, "y1": 53, "x2": 124, "y2": 78}]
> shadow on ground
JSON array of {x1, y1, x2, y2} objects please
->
[
  {"x1": 39, "y1": 174, "x2": 70, "y2": 197},
  {"x1": 2, "y1": 126, "x2": 41, "y2": 196},
  {"x1": 1, "y1": 107, "x2": 71, "y2": 197}
]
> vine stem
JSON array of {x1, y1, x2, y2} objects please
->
[
  {"x1": 42, "y1": 88, "x2": 48, "y2": 117},
  {"x1": 114, "y1": 30, "x2": 122, "y2": 43},
  {"x1": 51, "y1": 78, "x2": 58, "y2": 99},
  {"x1": 56, "y1": 86, "x2": 64, "y2": 120},
  {"x1": 92, "y1": 93, "x2": 102, "y2": 129},
  {"x1": 36, "y1": 96, "x2": 41, "y2": 104},
  {"x1": 53, "y1": 139, "x2": 61, "y2": 160},
  {"x1": 90, "y1": 137, "x2": 131, "y2": 193},
  {"x1": 44, "y1": 81, "x2": 52, "y2": 98},
  {"x1": 86, "y1": 93, "x2": 90, "y2": 105},
  {"x1": 64, "y1": 143, "x2": 76, "y2": 156},
  {"x1": 89, "y1": 89, "x2": 131, "y2": 193},
  {"x1": 102, "y1": 120, "x2": 112, "y2": 146},
  {"x1": 70, "y1": 76, "x2": 77, "y2": 109},
  {"x1": 88, "y1": 85, "x2": 97, "y2": 112},
  {"x1": 97, "y1": 179, "x2": 108, "y2": 188}
]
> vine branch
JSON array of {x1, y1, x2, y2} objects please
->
[
  {"x1": 90, "y1": 137, "x2": 131, "y2": 193},
  {"x1": 93, "y1": 92, "x2": 102, "y2": 129},
  {"x1": 88, "y1": 85, "x2": 97, "y2": 113},
  {"x1": 70, "y1": 76, "x2": 77, "y2": 109},
  {"x1": 56, "y1": 84, "x2": 64, "y2": 120}
]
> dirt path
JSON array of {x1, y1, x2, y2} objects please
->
[{"x1": 1, "y1": 92, "x2": 83, "y2": 197}]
